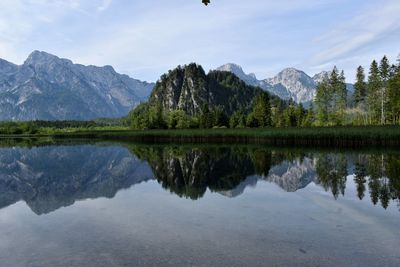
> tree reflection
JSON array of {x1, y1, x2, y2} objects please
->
[
  {"x1": 366, "y1": 154, "x2": 400, "y2": 209},
  {"x1": 315, "y1": 154, "x2": 347, "y2": 199},
  {"x1": 354, "y1": 155, "x2": 368, "y2": 200},
  {"x1": 131, "y1": 146, "x2": 270, "y2": 200},
  {"x1": 131, "y1": 145, "x2": 400, "y2": 209},
  {"x1": 1, "y1": 142, "x2": 400, "y2": 215}
]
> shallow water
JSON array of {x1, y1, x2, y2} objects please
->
[{"x1": 0, "y1": 142, "x2": 399, "y2": 266}]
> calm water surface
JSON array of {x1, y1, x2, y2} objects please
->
[{"x1": 0, "y1": 142, "x2": 399, "y2": 266}]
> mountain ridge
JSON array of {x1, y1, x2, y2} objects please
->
[
  {"x1": 217, "y1": 63, "x2": 353, "y2": 104},
  {"x1": 0, "y1": 51, "x2": 155, "y2": 121}
]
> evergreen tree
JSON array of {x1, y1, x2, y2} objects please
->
[
  {"x1": 315, "y1": 77, "x2": 330, "y2": 126},
  {"x1": 295, "y1": 104, "x2": 306, "y2": 126},
  {"x1": 229, "y1": 110, "x2": 246, "y2": 128},
  {"x1": 315, "y1": 66, "x2": 347, "y2": 126},
  {"x1": 367, "y1": 60, "x2": 381, "y2": 124},
  {"x1": 250, "y1": 92, "x2": 272, "y2": 127},
  {"x1": 302, "y1": 104, "x2": 314, "y2": 127},
  {"x1": 335, "y1": 70, "x2": 347, "y2": 125},
  {"x1": 213, "y1": 106, "x2": 229, "y2": 127},
  {"x1": 379, "y1": 56, "x2": 390, "y2": 124},
  {"x1": 199, "y1": 104, "x2": 215, "y2": 128},
  {"x1": 388, "y1": 67, "x2": 400, "y2": 124},
  {"x1": 282, "y1": 105, "x2": 297, "y2": 127},
  {"x1": 354, "y1": 66, "x2": 367, "y2": 107}
]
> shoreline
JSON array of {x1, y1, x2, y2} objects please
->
[{"x1": 1, "y1": 126, "x2": 400, "y2": 148}]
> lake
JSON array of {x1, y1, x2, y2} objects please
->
[{"x1": 0, "y1": 141, "x2": 399, "y2": 266}]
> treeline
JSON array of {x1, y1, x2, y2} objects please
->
[
  {"x1": 129, "y1": 84, "x2": 314, "y2": 129},
  {"x1": 316, "y1": 55, "x2": 400, "y2": 126},
  {"x1": 128, "y1": 91, "x2": 299, "y2": 129},
  {"x1": 0, "y1": 120, "x2": 125, "y2": 135},
  {"x1": 128, "y1": 54, "x2": 399, "y2": 129}
]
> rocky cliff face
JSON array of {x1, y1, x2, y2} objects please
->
[
  {"x1": 148, "y1": 63, "x2": 267, "y2": 115},
  {"x1": 0, "y1": 51, "x2": 154, "y2": 120}
]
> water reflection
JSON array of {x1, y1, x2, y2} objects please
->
[
  {"x1": 0, "y1": 145, "x2": 154, "y2": 215},
  {"x1": 0, "y1": 142, "x2": 399, "y2": 215}
]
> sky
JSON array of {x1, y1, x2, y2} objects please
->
[{"x1": 0, "y1": 0, "x2": 399, "y2": 82}]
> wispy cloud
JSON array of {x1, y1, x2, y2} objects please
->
[
  {"x1": 0, "y1": 0, "x2": 399, "y2": 82},
  {"x1": 311, "y1": 0, "x2": 400, "y2": 66}
]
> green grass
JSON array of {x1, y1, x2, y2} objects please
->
[
  {"x1": 45, "y1": 126, "x2": 400, "y2": 147},
  {"x1": 1, "y1": 126, "x2": 400, "y2": 147}
]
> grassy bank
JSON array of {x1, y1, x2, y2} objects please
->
[
  {"x1": 1, "y1": 126, "x2": 399, "y2": 147},
  {"x1": 42, "y1": 126, "x2": 400, "y2": 147}
]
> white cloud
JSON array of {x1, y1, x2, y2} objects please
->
[
  {"x1": 0, "y1": 0, "x2": 399, "y2": 82},
  {"x1": 311, "y1": 0, "x2": 400, "y2": 65}
]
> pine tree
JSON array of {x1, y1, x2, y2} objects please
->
[
  {"x1": 388, "y1": 66, "x2": 400, "y2": 124},
  {"x1": 379, "y1": 56, "x2": 390, "y2": 124},
  {"x1": 315, "y1": 77, "x2": 330, "y2": 126},
  {"x1": 354, "y1": 66, "x2": 367, "y2": 107},
  {"x1": 367, "y1": 60, "x2": 381, "y2": 124},
  {"x1": 329, "y1": 67, "x2": 341, "y2": 124},
  {"x1": 251, "y1": 92, "x2": 272, "y2": 127},
  {"x1": 336, "y1": 70, "x2": 347, "y2": 125}
]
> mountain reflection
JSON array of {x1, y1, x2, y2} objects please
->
[
  {"x1": 131, "y1": 146, "x2": 400, "y2": 209},
  {"x1": 0, "y1": 145, "x2": 154, "y2": 215},
  {"x1": 0, "y1": 143, "x2": 399, "y2": 215}
]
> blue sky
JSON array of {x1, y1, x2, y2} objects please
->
[{"x1": 0, "y1": 0, "x2": 399, "y2": 82}]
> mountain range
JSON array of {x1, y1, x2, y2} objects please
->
[
  {"x1": 0, "y1": 51, "x2": 154, "y2": 121},
  {"x1": 217, "y1": 63, "x2": 354, "y2": 104},
  {"x1": 0, "y1": 51, "x2": 353, "y2": 121}
]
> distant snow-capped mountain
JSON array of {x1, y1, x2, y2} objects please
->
[
  {"x1": 217, "y1": 63, "x2": 353, "y2": 104},
  {"x1": 0, "y1": 51, "x2": 154, "y2": 121}
]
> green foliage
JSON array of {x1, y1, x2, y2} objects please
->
[
  {"x1": 0, "y1": 122, "x2": 37, "y2": 135},
  {"x1": 354, "y1": 66, "x2": 367, "y2": 107},
  {"x1": 229, "y1": 110, "x2": 246, "y2": 128},
  {"x1": 368, "y1": 60, "x2": 382, "y2": 124},
  {"x1": 388, "y1": 69, "x2": 400, "y2": 124},
  {"x1": 128, "y1": 103, "x2": 167, "y2": 130},
  {"x1": 315, "y1": 76, "x2": 330, "y2": 125},
  {"x1": 246, "y1": 92, "x2": 271, "y2": 128},
  {"x1": 166, "y1": 110, "x2": 191, "y2": 129},
  {"x1": 199, "y1": 105, "x2": 215, "y2": 129},
  {"x1": 379, "y1": 56, "x2": 391, "y2": 124},
  {"x1": 315, "y1": 66, "x2": 347, "y2": 126}
]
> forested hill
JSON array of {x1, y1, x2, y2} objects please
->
[
  {"x1": 148, "y1": 63, "x2": 285, "y2": 116},
  {"x1": 128, "y1": 63, "x2": 289, "y2": 129}
]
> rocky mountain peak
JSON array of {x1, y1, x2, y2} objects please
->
[
  {"x1": 312, "y1": 71, "x2": 330, "y2": 84},
  {"x1": 0, "y1": 59, "x2": 17, "y2": 76},
  {"x1": 0, "y1": 51, "x2": 155, "y2": 121},
  {"x1": 216, "y1": 63, "x2": 259, "y2": 86},
  {"x1": 276, "y1": 68, "x2": 308, "y2": 78},
  {"x1": 24, "y1": 50, "x2": 70, "y2": 66},
  {"x1": 217, "y1": 63, "x2": 245, "y2": 74}
]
